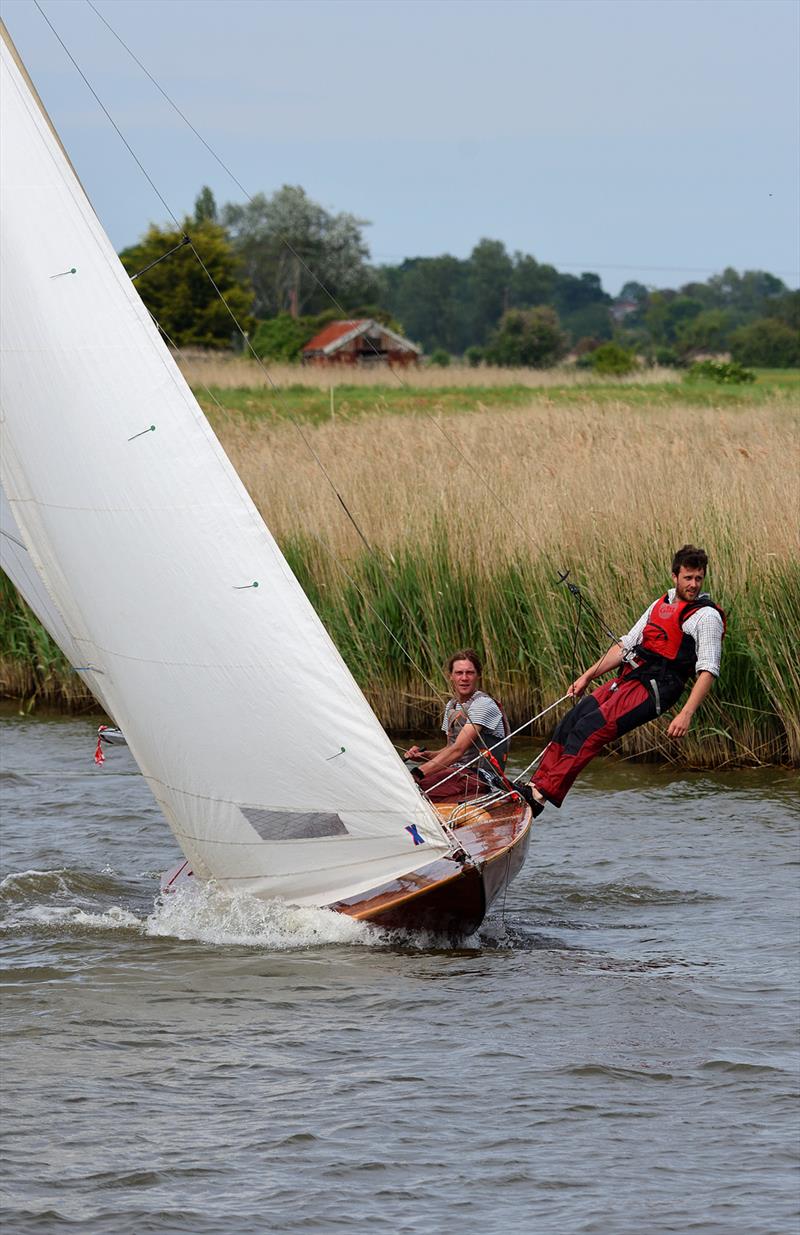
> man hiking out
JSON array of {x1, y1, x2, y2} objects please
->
[{"x1": 528, "y1": 544, "x2": 725, "y2": 814}]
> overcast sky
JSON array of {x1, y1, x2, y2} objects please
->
[{"x1": 2, "y1": 0, "x2": 798, "y2": 295}]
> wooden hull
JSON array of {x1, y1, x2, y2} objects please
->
[{"x1": 329, "y1": 797, "x2": 532, "y2": 939}]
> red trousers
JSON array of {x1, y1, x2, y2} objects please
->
[{"x1": 533, "y1": 676, "x2": 658, "y2": 808}]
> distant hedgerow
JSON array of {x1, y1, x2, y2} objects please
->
[{"x1": 684, "y1": 360, "x2": 756, "y2": 385}]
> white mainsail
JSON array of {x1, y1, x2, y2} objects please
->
[{"x1": 0, "y1": 36, "x2": 451, "y2": 905}]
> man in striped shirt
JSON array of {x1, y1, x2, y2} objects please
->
[
  {"x1": 529, "y1": 545, "x2": 725, "y2": 814},
  {"x1": 405, "y1": 649, "x2": 509, "y2": 801}
]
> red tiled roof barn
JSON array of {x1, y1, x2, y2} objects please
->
[{"x1": 302, "y1": 319, "x2": 421, "y2": 366}]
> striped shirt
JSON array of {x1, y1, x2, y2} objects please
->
[
  {"x1": 620, "y1": 589, "x2": 724, "y2": 677},
  {"x1": 442, "y1": 692, "x2": 505, "y2": 767}
]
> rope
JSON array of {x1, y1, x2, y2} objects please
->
[
  {"x1": 558, "y1": 571, "x2": 623, "y2": 647},
  {"x1": 33, "y1": 1, "x2": 182, "y2": 230},
  {"x1": 129, "y1": 235, "x2": 191, "y2": 281},
  {"x1": 84, "y1": 0, "x2": 362, "y2": 324},
  {"x1": 568, "y1": 587, "x2": 583, "y2": 695},
  {"x1": 515, "y1": 744, "x2": 550, "y2": 782}
]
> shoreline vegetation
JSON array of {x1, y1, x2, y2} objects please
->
[{"x1": 2, "y1": 364, "x2": 798, "y2": 767}]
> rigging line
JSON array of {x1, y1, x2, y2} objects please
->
[
  {"x1": 447, "y1": 787, "x2": 524, "y2": 830},
  {"x1": 130, "y1": 234, "x2": 191, "y2": 281},
  {"x1": 86, "y1": 0, "x2": 251, "y2": 201},
  {"x1": 84, "y1": 0, "x2": 392, "y2": 345},
  {"x1": 303, "y1": 530, "x2": 449, "y2": 704},
  {"x1": 578, "y1": 595, "x2": 621, "y2": 645},
  {"x1": 84, "y1": 0, "x2": 419, "y2": 404},
  {"x1": 562, "y1": 583, "x2": 613, "y2": 684},
  {"x1": 0, "y1": 527, "x2": 27, "y2": 550},
  {"x1": 32, "y1": 1, "x2": 182, "y2": 230},
  {"x1": 568, "y1": 588, "x2": 582, "y2": 690},
  {"x1": 559, "y1": 572, "x2": 623, "y2": 645},
  {"x1": 515, "y1": 745, "x2": 550, "y2": 781}
]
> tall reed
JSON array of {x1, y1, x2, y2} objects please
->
[
  {"x1": 217, "y1": 393, "x2": 798, "y2": 764},
  {"x1": 0, "y1": 573, "x2": 95, "y2": 711}
]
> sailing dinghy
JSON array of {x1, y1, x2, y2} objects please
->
[{"x1": 0, "y1": 27, "x2": 532, "y2": 938}]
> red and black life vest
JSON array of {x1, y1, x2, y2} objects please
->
[{"x1": 622, "y1": 594, "x2": 726, "y2": 710}]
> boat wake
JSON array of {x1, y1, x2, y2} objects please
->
[
  {"x1": 146, "y1": 880, "x2": 384, "y2": 950},
  {"x1": 0, "y1": 868, "x2": 510, "y2": 953},
  {"x1": 0, "y1": 866, "x2": 385, "y2": 950}
]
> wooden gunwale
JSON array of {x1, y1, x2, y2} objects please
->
[{"x1": 330, "y1": 796, "x2": 533, "y2": 934}]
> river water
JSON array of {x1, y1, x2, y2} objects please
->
[{"x1": 1, "y1": 711, "x2": 797, "y2": 1235}]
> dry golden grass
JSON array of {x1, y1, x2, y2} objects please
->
[
  {"x1": 215, "y1": 398, "x2": 798, "y2": 587},
  {"x1": 176, "y1": 350, "x2": 681, "y2": 391}
]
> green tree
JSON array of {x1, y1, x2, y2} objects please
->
[
  {"x1": 589, "y1": 342, "x2": 637, "y2": 376},
  {"x1": 645, "y1": 293, "x2": 704, "y2": 344},
  {"x1": 562, "y1": 302, "x2": 613, "y2": 342},
  {"x1": 193, "y1": 185, "x2": 218, "y2": 224},
  {"x1": 383, "y1": 255, "x2": 471, "y2": 353},
  {"x1": 223, "y1": 186, "x2": 373, "y2": 318},
  {"x1": 769, "y1": 290, "x2": 800, "y2": 330},
  {"x1": 675, "y1": 308, "x2": 739, "y2": 357},
  {"x1": 251, "y1": 313, "x2": 317, "y2": 361},
  {"x1": 552, "y1": 271, "x2": 610, "y2": 318},
  {"x1": 509, "y1": 253, "x2": 558, "y2": 307},
  {"x1": 618, "y1": 280, "x2": 649, "y2": 306},
  {"x1": 120, "y1": 218, "x2": 255, "y2": 349},
  {"x1": 485, "y1": 307, "x2": 568, "y2": 368},
  {"x1": 467, "y1": 238, "x2": 513, "y2": 343},
  {"x1": 701, "y1": 267, "x2": 786, "y2": 313},
  {"x1": 730, "y1": 318, "x2": 800, "y2": 367}
]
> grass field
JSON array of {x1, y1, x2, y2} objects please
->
[
  {"x1": 179, "y1": 355, "x2": 800, "y2": 425},
  {"x1": 2, "y1": 364, "x2": 798, "y2": 766}
]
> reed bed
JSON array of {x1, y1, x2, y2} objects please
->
[
  {"x1": 2, "y1": 389, "x2": 798, "y2": 765},
  {"x1": 210, "y1": 395, "x2": 798, "y2": 764},
  {"x1": 0, "y1": 574, "x2": 98, "y2": 713}
]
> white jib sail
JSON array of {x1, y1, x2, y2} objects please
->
[{"x1": 0, "y1": 38, "x2": 451, "y2": 905}]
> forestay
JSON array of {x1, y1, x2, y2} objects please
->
[{"x1": 0, "y1": 38, "x2": 450, "y2": 905}]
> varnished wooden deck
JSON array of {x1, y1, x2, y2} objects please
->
[{"x1": 330, "y1": 796, "x2": 533, "y2": 937}]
